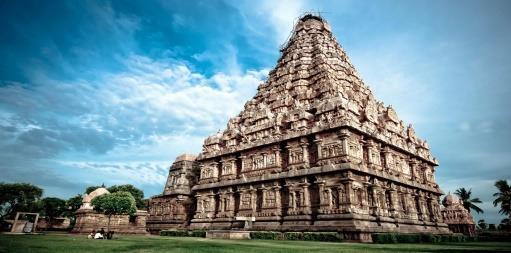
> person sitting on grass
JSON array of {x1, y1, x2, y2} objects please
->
[
  {"x1": 100, "y1": 228, "x2": 105, "y2": 236},
  {"x1": 106, "y1": 231, "x2": 115, "y2": 240},
  {"x1": 87, "y1": 230, "x2": 95, "y2": 239},
  {"x1": 94, "y1": 231, "x2": 104, "y2": 239}
]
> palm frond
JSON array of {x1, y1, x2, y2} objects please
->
[
  {"x1": 470, "y1": 197, "x2": 482, "y2": 204},
  {"x1": 470, "y1": 203, "x2": 484, "y2": 214}
]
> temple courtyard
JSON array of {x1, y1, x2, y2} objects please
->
[{"x1": 0, "y1": 234, "x2": 510, "y2": 253}]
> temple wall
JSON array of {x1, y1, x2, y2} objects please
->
[
  {"x1": 189, "y1": 127, "x2": 449, "y2": 234},
  {"x1": 147, "y1": 195, "x2": 194, "y2": 233},
  {"x1": 72, "y1": 209, "x2": 147, "y2": 234}
]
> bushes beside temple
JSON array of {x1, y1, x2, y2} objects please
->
[
  {"x1": 160, "y1": 230, "x2": 478, "y2": 244},
  {"x1": 250, "y1": 231, "x2": 342, "y2": 242},
  {"x1": 371, "y1": 233, "x2": 477, "y2": 244},
  {"x1": 160, "y1": 230, "x2": 206, "y2": 238}
]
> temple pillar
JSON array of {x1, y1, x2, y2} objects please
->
[
  {"x1": 261, "y1": 187, "x2": 268, "y2": 208},
  {"x1": 250, "y1": 188, "x2": 257, "y2": 213},
  {"x1": 240, "y1": 155, "x2": 247, "y2": 172},
  {"x1": 196, "y1": 195, "x2": 203, "y2": 214},
  {"x1": 382, "y1": 146, "x2": 392, "y2": 173},
  {"x1": 218, "y1": 194, "x2": 224, "y2": 212},
  {"x1": 300, "y1": 138, "x2": 310, "y2": 167},
  {"x1": 314, "y1": 136, "x2": 323, "y2": 160},
  {"x1": 338, "y1": 129, "x2": 350, "y2": 160},
  {"x1": 302, "y1": 180, "x2": 311, "y2": 214},
  {"x1": 290, "y1": 190, "x2": 297, "y2": 210},
  {"x1": 409, "y1": 159, "x2": 418, "y2": 182},
  {"x1": 344, "y1": 179, "x2": 354, "y2": 213},
  {"x1": 406, "y1": 191, "x2": 418, "y2": 220},
  {"x1": 370, "y1": 186, "x2": 380, "y2": 216},
  {"x1": 388, "y1": 188, "x2": 400, "y2": 218},
  {"x1": 364, "y1": 139, "x2": 374, "y2": 166}
]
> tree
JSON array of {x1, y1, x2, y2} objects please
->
[
  {"x1": 64, "y1": 194, "x2": 82, "y2": 227},
  {"x1": 91, "y1": 191, "x2": 136, "y2": 232},
  {"x1": 493, "y1": 179, "x2": 511, "y2": 220},
  {"x1": 477, "y1": 219, "x2": 487, "y2": 230},
  {"x1": 0, "y1": 183, "x2": 43, "y2": 220},
  {"x1": 107, "y1": 184, "x2": 145, "y2": 209},
  {"x1": 65, "y1": 195, "x2": 83, "y2": 215},
  {"x1": 454, "y1": 187, "x2": 484, "y2": 214},
  {"x1": 498, "y1": 218, "x2": 510, "y2": 231},
  {"x1": 40, "y1": 197, "x2": 66, "y2": 228}
]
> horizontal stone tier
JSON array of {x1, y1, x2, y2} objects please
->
[
  {"x1": 192, "y1": 162, "x2": 441, "y2": 194},
  {"x1": 198, "y1": 122, "x2": 438, "y2": 166}
]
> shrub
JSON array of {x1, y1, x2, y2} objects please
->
[
  {"x1": 372, "y1": 233, "x2": 398, "y2": 244},
  {"x1": 190, "y1": 230, "x2": 206, "y2": 237},
  {"x1": 373, "y1": 233, "x2": 474, "y2": 244},
  {"x1": 250, "y1": 231, "x2": 281, "y2": 240},
  {"x1": 421, "y1": 234, "x2": 441, "y2": 243},
  {"x1": 302, "y1": 232, "x2": 341, "y2": 242},
  {"x1": 284, "y1": 232, "x2": 303, "y2": 241},
  {"x1": 396, "y1": 234, "x2": 421, "y2": 243},
  {"x1": 441, "y1": 234, "x2": 467, "y2": 243},
  {"x1": 160, "y1": 230, "x2": 189, "y2": 237}
]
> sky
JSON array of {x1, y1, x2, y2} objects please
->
[{"x1": 0, "y1": 0, "x2": 510, "y2": 224}]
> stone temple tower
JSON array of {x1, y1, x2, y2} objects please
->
[
  {"x1": 149, "y1": 14, "x2": 451, "y2": 241},
  {"x1": 147, "y1": 154, "x2": 199, "y2": 233}
]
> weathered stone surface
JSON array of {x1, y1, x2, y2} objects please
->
[{"x1": 149, "y1": 14, "x2": 453, "y2": 240}]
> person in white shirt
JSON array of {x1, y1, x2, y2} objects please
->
[{"x1": 94, "y1": 232, "x2": 103, "y2": 239}]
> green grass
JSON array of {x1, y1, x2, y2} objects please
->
[{"x1": 0, "y1": 234, "x2": 510, "y2": 253}]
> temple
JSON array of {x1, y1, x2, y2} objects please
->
[
  {"x1": 147, "y1": 154, "x2": 199, "y2": 233},
  {"x1": 72, "y1": 187, "x2": 148, "y2": 234},
  {"x1": 148, "y1": 14, "x2": 453, "y2": 241},
  {"x1": 441, "y1": 193, "x2": 476, "y2": 236}
]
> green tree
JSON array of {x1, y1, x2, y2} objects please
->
[
  {"x1": 107, "y1": 184, "x2": 145, "y2": 209},
  {"x1": 454, "y1": 187, "x2": 484, "y2": 214},
  {"x1": 498, "y1": 218, "x2": 510, "y2": 231},
  {"x1": 477, "y1": 219, "x2": 487, "y2": 230},
  {"x1": 493, "y1": 179, "x2": 511, "y2": 220},
  {"x1": 41, "y1": 197, "x2": 66, "y2": 228},
  {"x1": 65, "y1": 195, "x2": 83, "y2": 214},
  {"x1": 91, "y1": 191, "x2": 136, "y2": 232},
  {"x1": 64, "y1": 194, "x2": 83, "y2": 228},
  {"x1": 0, "y1": 183, "x2": 43, "y2": 220}
]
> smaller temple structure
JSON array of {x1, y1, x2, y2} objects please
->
[
  {"x1": 147, "y1": 154, "x2": 199, "y2": 233},
  {"x1": 72, "y1": 187, "x2": 148, "y2": 234},
  {"x1": 441, "y1": 193, "x2": 475, "y2": 236}
]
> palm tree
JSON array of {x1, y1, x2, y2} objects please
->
[
  {"x1": 493, "y1": 180, "x2": 511, "y2": 220},
  {"x1": 454, "y1": 187, "x2": 484, "y2": 214}
]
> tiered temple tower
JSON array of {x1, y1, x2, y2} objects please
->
[
  {"x1": 149, "y1": 14, "x2": 451, "y2": 241},
  {"x1": 147, "y1": 154, "x2": 199, "y2": 233}
]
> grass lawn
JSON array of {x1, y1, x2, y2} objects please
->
[{"x1": 1, "y1": 234, "x2": 510, "y2": 253}]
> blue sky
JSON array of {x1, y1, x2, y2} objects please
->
[{"x1": 0, "y1": 0, "x2": 510, "y2": 224}]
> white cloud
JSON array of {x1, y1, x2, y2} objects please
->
[
  {"x1": 234, "y1": 0, "x2": 305, "y2": 45},
  {"x1": 64, "y1": 161, "x2": 169, "y2": 186},
  {"x1": 0, "y1": 54, "x2": 269, "y2": 194},
  {"x1": 261, "y1": 0, "x2": 305, "y2": 44}
]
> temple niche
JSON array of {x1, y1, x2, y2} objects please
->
[{"x1": 149, "y1": 14, "x2": 453, "y2": 241}]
